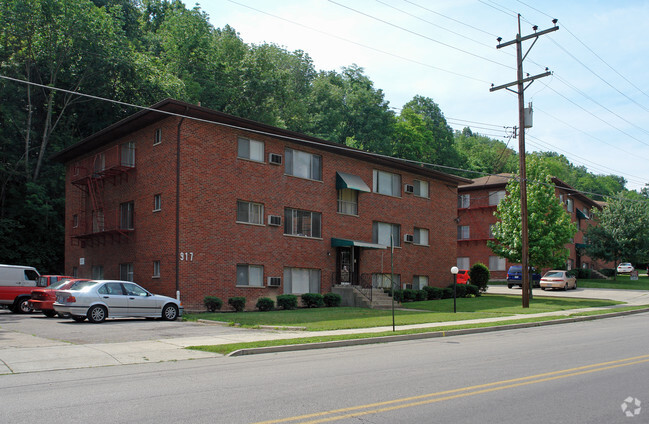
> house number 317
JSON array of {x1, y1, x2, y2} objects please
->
[{"x1": 180, "y1": 252, "x2": 194, "y2": 261}]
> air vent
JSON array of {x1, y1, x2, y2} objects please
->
[
  {"x1": 267, "y1": 277, "x2": 281, "y2": 287},
  {"x1": 404, "y1": 234, "x2": 414, "y2": 243},
  {"x1": 268, "y1": 215, "x2": 282, "y2": 226},
  {"x1": 269, "y1": 153, "x2": 283, "y2": 165},
  {"x1": 404, "y1": 184, "x2": 414, "y2": 194}
]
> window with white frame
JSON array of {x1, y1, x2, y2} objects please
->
[
  {"x1": 237, "y1": 264, "x2": 264, "y2": 287},
  {"x1": 237, "y1": 201, "x2": 264, "y2": 225},
  {"x1": 237, "y1": 137, "x2": 264, "y2": 162},
  {"x1": 284, "y1": 208, "x2": 321, "y2": 238},
  {"x1": 372, "y1": 273, "x2": 400, "y2": 288},
  {"x1": 412, "y1": 275, "x2": 428, "y2": 290},
  {"x1": 153, "y1": 261, "x2": 160, "y2": 278},
  {"x1": 373, "y1": 170, "x2": 401, "y2": 197},
  {"x1": 413, "y1": 180, "x2": 429, "y2": 198},
  {"x1": 488, "y1": 190, "x2": 506, "y2": 206},
  {"x1": 458, "y1": 194, "x2": 470, "y2": 208},
  {"x1": 414, "y1": 227, "x2": 429, "y2": 246},
  {"x1": 153, "y1": 194, "x2": 161, "y2": 212},
  {"x1": 566, "y1": 198, "x2": 574, "y2": 213},
  {"x1": 121, "y1": 141, "x2": 135, "y2": 167},
  {"x1": 283, "y1": 267, "x2": 320, "y2": 294},
  {"x1": 337, "y1": 188, "x2": 358, "y2": 215},
  {"x1": 285, "y1": 148, "x2": 322, "y2": 180},
  {"x1": 457, "y1": 225, "x2": 470, "y2": 240},
  {"x1": 120, "y1": 201, "x2": 134, "y2": 230},
  {"x1": 489, "y1": 256, "x2": 506, "y2": 271},
  {"x1": 120, "y1": 263, "x2": 134, "y2": 281},
  {"x1": 373, "y1": 222, "x2": 400, "y2": 247},
  {"x1": 457, "y1": 257, "x2": 470, "y2": 269},
  {"x1": 154, "y1": 128, "x2": 162, "y2": 145}
]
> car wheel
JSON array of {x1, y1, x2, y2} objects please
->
[
  {"x1": 507, "y1": 284, "x2": 513, "y2": 289},
  {"x1": 72, "y1": 316, "x2": 86, "y2": 322},
  {"x1": 162, "y1": 304, "x2": 179, "y2": 321},
  {"x1": 541, "y1": 287, "x2": 546, "y2": 291},
  {"x1": 574, "y1": 281, "x2": 577, "y2": 290},
  {"x1": 87, "y1": 305, "x2": 107, "y2": 323},
  {"x1": 15, "y1": 298, "x2": 33, "y2": 314},
  {"x1": 564, "y1": 283, "x2": 568, "y2": 291},
  {"x1": 43, "y1": 310, "x2": 57, "y2": 318}
]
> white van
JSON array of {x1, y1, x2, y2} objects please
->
[{"x1": 0, "y1": 264, "x2": 41, "y2": 313}]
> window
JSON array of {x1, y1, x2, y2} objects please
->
[
  {"x1": 457, "y1": 257, "x2": 470, "y2": 269},
  {"x1": 337, "y1": 188, "x2": 358, "y2": 215},
  {"x1": 92, "y1": 209, "x2": 105, "y2": 233},
  {"x1": 73, "y1": 214, "x2": 79, "y2": 228},
  {"x1": 489, "y1": 190, "x2": 506, "y2": 206},
  {"x1": 372, "y1": 273, "x2": 400, "y2": 288},
  {"x1": 413, "y1": 227, "x2": 429, "y2": 246},
  {"x1": 373, "y1": 170, "x2": 401, "y2": 197},
  {"x1": 99, "y1": 282, "x2": 124, "y2": 295},
  {"x1": 92, "y1": 265, "x2": 104, "y2": 279},
  {"x1": 154, "y1": 128, "x2": 162, "y2": 145},
  {"x1": 285, "y1": 148, "x2": 322, "y2": 180},
  {"x1": 283, "y1": 267, "x2": 320, "y2": 294},
  {"x1": 120, "y1": 201, "x2": 134, "y2": 230},
  {"x1": 373, "y1": 222, "x2": 400, "y2": 247},
  {"x1": 457, "y1": 225, "x2": 470, "y2": 240},
  {"x1": 284, "y1": 208, "x2": 321, "y2": 238},
  {"x1": 72, "y1": 267, "x2": 78, "y2": 278},
  {"x1": 237, "y1": 264, "x2": 264, "y2": 287},
  {"x1": 238, "y1": 137, "x2": 264, "y2": 162},
  {"x1": 566, "y1": 198, "x2": 574, "y2": 213},
  {"x1": 153, "y1": 194, "x2": 161, "y2": 212},
  {"x1": 489, "y1": 256, "x2": 506, "y2": 271},
  {"x1": 566, "y1": 258, "x2": 574, "y2": 270},
  {"x1": 94, "y1": 152, "x2": 106, "y2": 173},
  {"x1": 121, "y1": 141, "x2": 135, "y2": 167},
  {"x1": 489, "y1": 224, "x2": 496, "y2": 238},
  {"x1": 458, "y1": 194, "x2": 470, "y2": 208},
  {"x1": 153, "y1": 261, "x2": 160, "y2": 278},
  {"x1": 237, "y1": 201, "x2": 264, "y2": 225},
  {"x1": 120, "y1": 263, "x2": 134, "y2": 282},
  {"x1": 412, "y1": 275, "x2": 428, "y2": 290},
  {"x1": 413, "y1": 180, "x2": 429, "y2": 198}
]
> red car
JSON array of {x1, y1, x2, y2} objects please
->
[
  {"x1": 456, "y1": 269, "x2": 470, "y2": 285},
  {"x1": 37, "y1": 275, "x2": 73, "y2": 287},
  {"x1": 29, "y1": 279, "x2": 89, "y2": 317}
]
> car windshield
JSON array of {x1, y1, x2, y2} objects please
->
[
  {"x1": 544, "y1": 271, "x2": 564, "y2": 278},
  {"x1": 620, "y1": 263, "x2": 631, "y2": 267},
  {"x1": 509, "y1": 266, "x2": 522, "y2": 273}
]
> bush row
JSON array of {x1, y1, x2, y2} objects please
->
[
  {"x1": 385, "y1": 284, "x2": 481, "y2": 302},
  {"x1": 202, "y1": 293, "x2": 342, "y2": 312}
]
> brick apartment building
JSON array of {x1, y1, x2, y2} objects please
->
[
  {"x1": 53, "y1": 99, "x2": 471, "y2": 310},
  {"x1": 457, "y1": 173, "x2": 607, "y2": 280}
]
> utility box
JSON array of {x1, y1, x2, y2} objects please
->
[{"x1": 524, "y1": 104, "x2": 533, "y2": 128}]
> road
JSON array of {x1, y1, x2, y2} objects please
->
[{"x1": 2, "y1": 312, "x2": 648, "y2": 423}]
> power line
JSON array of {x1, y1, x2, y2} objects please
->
[{"x1": 401, "y1": 0, "x2": 499, "y2": 38}]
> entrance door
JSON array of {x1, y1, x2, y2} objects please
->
[{"x1": 337, "y1": 247, "x2": 360, "y2": 285}]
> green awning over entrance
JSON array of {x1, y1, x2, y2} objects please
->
[
  {"x1": 331, "y1": 238, "x2": 387, "y2": 250},
  {"x1": 336, "y1": 172, "x2": 371, "y2": 192},
  {"x1": 576, "y1": 209, "x2": 589, "y2": 220}
]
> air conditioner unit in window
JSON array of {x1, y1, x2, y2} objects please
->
[
  {"x1": 269, "y1": 153, "x2": 282, "y2": 165},
  {"x1": 267, "y1": 277, "x2": 281, "y2": 287},
  {"x1": 268, "y1": 215, "x2": 282, "y2": 226},
  {"x1": 404, "y1": 184, "x2": 414, "y2": 194},
  {"x1": 404, "y1": 234, "x2": 414, "y2": 243}
]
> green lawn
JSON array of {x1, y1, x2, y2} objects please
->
[{"x1": 184, "y1": 294, "x2": 621, "y2": 331}]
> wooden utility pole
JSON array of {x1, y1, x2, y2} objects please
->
[{"x1": 490, "y1": 15, "x2": 558, "y2": 308}]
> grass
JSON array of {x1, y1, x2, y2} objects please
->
[
  {"x1": 184, "y1": 294, "x2": 621, "y2": 331},
  {"x1": 187, "y1": 305, "x2": 649, "y2": 356}
]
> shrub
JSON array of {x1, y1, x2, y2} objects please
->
[
  {"x1": 466, "y1": 284, "x2": 480, "y2": 297},
  {"x1": 423, "y1": 286, "x2": 443, "y2": 300},
  {"x1": 391, "y1": 289, "x2": 404, "y2": 302},
  {"x1": 402, "y1": 289, "x2": 416, "y2": 302},
  {"x1": 442, "y1": 288, "x2": 453, "y2": 299},
  {"x1": 227, "y1": 296, "x2": 246, "y2": 312},
  {"x1": 301, "y1": 293, "x2": 324, "y2": 308},
  {"x1": 415, "y1": 289, "x2": 427, "y2": 301},
  {"x1": 203, "y1": 296, "x2": 223, "y2": 312},
  {"x1": 451, "y1": 283, "x2": 467, "y2": 298},
  {"x1": 323, "y1": 292, "x2": 342, "y2": 307},
  {"x1": 469, "y1": 263, "x2": 490, "y2": 293},
  {"x1": 255, "y1": 297, "x2": 274, "y2": 312},
  {"x1": 276, "y1": 294, "x2": 298, "y2": 310}
]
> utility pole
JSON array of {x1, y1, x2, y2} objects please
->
[{"x1": 490, "y1": 15, "x2": 558, "y2": 308}]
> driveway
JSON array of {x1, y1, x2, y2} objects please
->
[{"x1": 487, "y1": 285, "x2": 649, "y2": 305}]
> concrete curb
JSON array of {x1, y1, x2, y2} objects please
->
[{"x1": 227, "y1": 307, "x2": 649, "y2": 357}]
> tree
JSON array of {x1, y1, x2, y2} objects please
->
[
  {"x1": 488, "y1": 156, "x2": 577, "y2": 274},
  {"x1": 454, "y1": 128, "x2": 518, "y2": 177},
  {"x1": 585, "y1": 197, "x2": 649, "y2": 279}
]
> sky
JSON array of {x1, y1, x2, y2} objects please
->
[{"x1": 184, "y1": 0, "x2": 649, "y2": 192}]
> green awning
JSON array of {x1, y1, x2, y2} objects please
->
[
  {"x1": 331, "y1": 238, "x2": 387, "y2": 250},
  {"x1": 336, "y1": 172, "x2": 371, "y2": 192},
  {"x1": 575, "y1": 243, "x2": 588, "y2": 249},
  {"x1": 576, "y1": 209, "x2": 589, "y2": 220}
]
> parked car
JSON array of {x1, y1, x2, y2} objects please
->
[
  {"x1": 540, "y1": 270, "x2": 577, "y2": 291},
  {"x1": 616, "y1": 263, "x2": 634, "y2": 274},
  {"x1": 29, "y1": 278, "x2": 90, "y2": 317},
  {"x1": 53, "y1": 280, "x2": 183, "y2": 323},
  {"x1": 506, "y1": 265, "x2": 541, "y2": 288},
  {"x1": 0, "y1": 264, "x2": 41, "y2": 313},
  {"x1": 37, "y1": 275, "x2": 73, "y2": 287},
  {"x1": 456, "y1": 269, "x2": 470, "y2": 284}
]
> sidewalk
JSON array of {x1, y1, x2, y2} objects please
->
[{"x1": 2, "y1": 287, "x2": 648, "y2": 374}]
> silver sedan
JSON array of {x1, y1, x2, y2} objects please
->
[{"x1": 54, "y1": 280, "x2": 183, "y2": 323}]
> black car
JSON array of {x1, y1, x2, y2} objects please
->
[{"x1": 507, "y1": 265, "x2": 541, "y2": 288}]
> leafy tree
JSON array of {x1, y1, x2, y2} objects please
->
[
  {"x1": 454, "y1": 128, "x2": 518, "y2": 176},
  {"x1": 488, "y1": 156, "x2": 577, "y2": 272},
  {"x1": 585, "y1": 197, "x2": 649, "y2": 279}
]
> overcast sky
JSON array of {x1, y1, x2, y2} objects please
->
[{"x1": 185, "y1": 0, "x2": 649, "y2": 192}]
